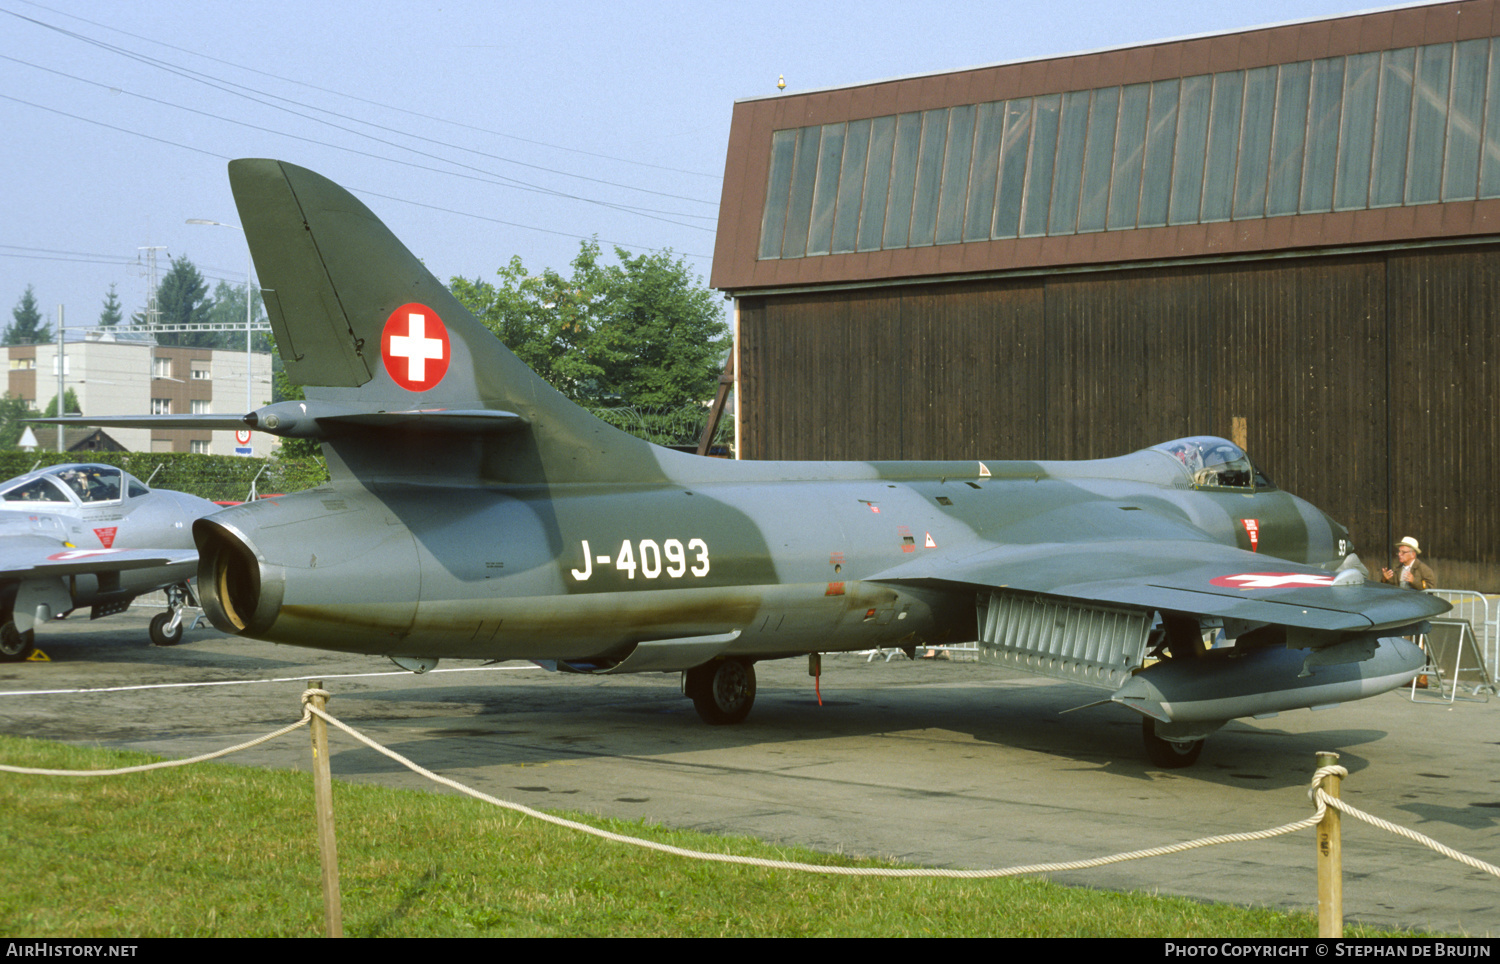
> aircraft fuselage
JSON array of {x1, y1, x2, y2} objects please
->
[{"x1": 195, "y1": 446, "x2": 1345, "y2": 665}]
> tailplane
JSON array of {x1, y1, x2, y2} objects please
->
[{"x1": 229, "y1": 159, "x2": 673, "y2": 485}]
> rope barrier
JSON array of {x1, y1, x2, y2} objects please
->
[
  {"x1": 1309, "y1": 765, "x2": 1500, "y2": 879},
  {"x1": 0, "y1": 712, "x2": 312, "y2": 777},
  {"x1": 3, "y1": 687, "x2": 1497, "y2": 883}
]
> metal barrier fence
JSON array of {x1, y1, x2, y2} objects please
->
[{"x1": 1426, "y1": 590, "x2": 1498, "y2": 680}]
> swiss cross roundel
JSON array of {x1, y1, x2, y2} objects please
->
[
  {"x1": 381, "y1": 303, "x2": 451, "y2": 392},
  {"x1": 1209, "y1": 572, "x2": 1339, "y2": 589}
]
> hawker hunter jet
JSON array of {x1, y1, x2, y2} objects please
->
[
  {"x1": 54, "y1": 160, "x2": 1448, "y2": 766},
  {"x1": 0, "y1": 463, "x2": 217, "y2": 659}
]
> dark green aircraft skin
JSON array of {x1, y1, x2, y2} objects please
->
[
  {"x1": 167, "y1": 162, "x2": 1443, "y2": 718},
  {"x1": 203, "y1": 452, "x2": 1353, "y2": 663}
]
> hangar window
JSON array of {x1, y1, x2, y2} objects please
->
[{"x1": 758, "y1": 36, "x2": 1500, "y2": 260}]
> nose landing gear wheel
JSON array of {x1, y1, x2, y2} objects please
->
[
  {"x1": 149, "y1": 612, "x2": 184, "y2": 647},
  {"x1": 684, "y1": 658, "x2": 756, "y2": 725}
]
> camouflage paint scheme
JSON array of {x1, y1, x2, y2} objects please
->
[
  {"x1": 0, "y1": 463, "x2": 217, "y2": 659},
  {"x1": 56, "y1": 161, "x2": 1450, "y2": 765}
]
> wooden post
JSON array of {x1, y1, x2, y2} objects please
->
[
  {"x1": 1316, "y1": 750, "x2": 1342, "y2": 938},
  {"x1": 696, "y1": 353, "x2": 735, "y2": 457},
  {"x1": 307, "y1": 681, "x2": 343, "y2": 938}
]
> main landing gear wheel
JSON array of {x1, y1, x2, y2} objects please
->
[
  {"x1": 684, "y1": 658, "x2": 757, "y2": 725},
  {"x1": 1142, "y1": 717, "x2": 1204, "y2": 768},
  {"x1": 149, "y1": 612, "x2": 184, "y2": 647},
  {"x1": 0, "y1": 622, "x2": 36, "y2": 662}
]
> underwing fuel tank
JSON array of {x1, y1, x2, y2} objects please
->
[{"x1": 1110, "y1": 636, "x2": 1425, "y2": 724}]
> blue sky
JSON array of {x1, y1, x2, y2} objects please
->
[{"x1": 2, "y1": 0, "x2": 1416, "y2": 329}]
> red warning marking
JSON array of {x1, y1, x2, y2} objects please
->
[
  {"x1": 47, "y1": 549, "x2": 124, "y2": 561},
  {"x1": 924, "y1": 532, "x2": 937, "y2": 548},
  {"x1": 93, "y1": 527, "x2": 117, "y2": 548},
  {"x1": 825, "y1": 582, "x2": 846, "y2": 596},
  {"x1": 1241, "y1": 518, "x2": 1259, "y2": 552},
  {"x1": 1210, "y1": 572, "x2": 1338, "y2": 589},
  {"x1": 381, "y1": 303, "x2": 451, "y2": 391}
]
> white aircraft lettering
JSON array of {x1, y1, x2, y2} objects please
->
[{"x1": 571, "y1": 538, "x2": 709, "y2": 581}]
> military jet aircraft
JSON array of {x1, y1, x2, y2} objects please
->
[
  {"x1": 0, "y1": 463, "x2": 217, "y2": 660},
  {"x1": 52, "y1": 159, "x2": 1448, "y2": 766}
]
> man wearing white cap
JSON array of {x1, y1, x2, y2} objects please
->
[{"x1": 1380, "y1": 537, "x2": 1437, "y2": 590}]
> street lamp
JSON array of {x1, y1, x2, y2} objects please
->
[{"x1": 185, "y1": 219, "x2": 255, "y2": 415}]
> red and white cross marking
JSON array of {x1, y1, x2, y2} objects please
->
[
  {"x1": 1209, "y1": 572, "x2": 1339, "y2": 589},
  {"x1": 381, "y1": 303, "x2": 451, "y2": 391}
]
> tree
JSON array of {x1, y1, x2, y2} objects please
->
[
  {"x1": 6, "y1": 285, "x2": 52, "y2": 346},
  {"x1": 145, "y1": 257, "x2": 214, "y2": 347},
  {"x1": 40, "y1": 389, "x2": 81, "y2": 417},
  {"x1": 450, "y1": 241, "x2": 727, "y2": 411},
  {"x1": 450, "y1": 244, "x2": 611, "y2": 403},
  {"x1": 0, "y1": 394, "x2": 30, "y2": 449},
  {"x1": 98, "y1": 284, "x2": 123, "y2": 328},
  {"x1": 590, "y1": 247, "x2": 727, "y2": 409},
  {"x1": 270, "y1": 366, "x2": 320, "y2": 459},
  {"x1": 205, "y1": 280, "x2": 273, "y2": 353}
]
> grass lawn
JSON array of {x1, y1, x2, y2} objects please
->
[{"x1": 0, "y1": 735, "x2": 1432, "y2": 938}]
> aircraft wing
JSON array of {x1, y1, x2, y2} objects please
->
[
  {"x1": 26, "y1": 414, "x2": 252, "y2": 431},
  {"x1": 868, "y1": 537, "x2": 1448, "y2": 634},
  {"x1": 28, "y1": 407, "x2": 525, "y2": 437},
  {"x1": 0, "y1": 541, "x2": 198, "y2": 580}
]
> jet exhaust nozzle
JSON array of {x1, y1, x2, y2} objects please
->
[{"x1": 193, "y1": 518, "x2": 284, "y2": 635}]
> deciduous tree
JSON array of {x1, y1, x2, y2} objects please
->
[
  {"x1": 41, "y1": 389, "x2": 81, "y2": 417},
  {"x1": 450, "y1": 241, "x2": 726, "y2": 412},
  {"x1": 0, "y1": 394, "x2": 31, "y2": 449},
  {"x1": 205, "y1": 280, "x2": 272, "y2": 352}
]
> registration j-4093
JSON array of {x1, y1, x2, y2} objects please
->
[{"x1": 570, "y1": 538, "x2": 710, "y2": 581}]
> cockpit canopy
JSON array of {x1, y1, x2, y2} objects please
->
[
  {"x1": 1150, "y1": 437, "x2": 1272, "y2": 490},
  {"x1": 0, "y1": 463, "x2": 150, "y2": 506}
]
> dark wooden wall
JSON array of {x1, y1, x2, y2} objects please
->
[{"x1": 737, "y1": 245, "x2": 1500, "y2": 588}]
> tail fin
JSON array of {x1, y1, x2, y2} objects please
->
[{"x1": 229, "y1": 159, "x2": 673, "y2": 485}]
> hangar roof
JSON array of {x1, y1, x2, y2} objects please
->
[{"x1": 711, "y1": 0, "x2": 1500, "y2": 294}]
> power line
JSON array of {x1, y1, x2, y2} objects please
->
[
  {"x1": 1, "y1": 52, "x2": 714, "y2": 230},
  {"x1": 1, "y1": 6, "x2": 721, "y2": 221},
  {"x1": 0, "y1": 94, "x2": 709, "y2": 259},
  {"x1": 15, "y1": 0, "x2": 723, "y2": 182}
]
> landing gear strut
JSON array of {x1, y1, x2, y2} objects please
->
[
  {"x1": 684, "y1": 658, "x2": 756, "y2": 725},
  {"x1": 1142, "y1": 717, "x2": 1204, "y2": 768}
]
